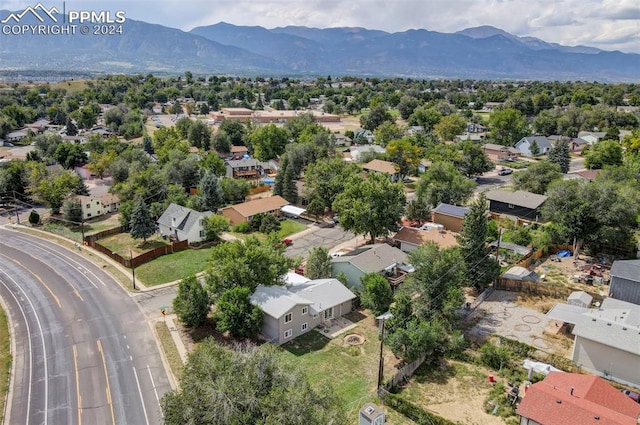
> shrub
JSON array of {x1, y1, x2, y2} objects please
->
[
  {"x1": 233, "y1": 222, "x2": 251, "y2": 233},
  {"x1": 383, "y1": 392, "x2": 462, "y2": 425},
  {"x1": 479, "y1": 342, "x2": 511, "y2": 370}
]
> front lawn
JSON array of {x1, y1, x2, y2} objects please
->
[
  {"x1": 42, "y1": 214, "x2": 121, "y2": 242},
  {"x1": 97, "y1": 232, "x2": 168, "y2": 257},
  {"x1": 135, "y1": 246, "x2": 214, "y2": 286},
  {"x1": 277, "y1": 219, "x2": 307, "y2": 238}
]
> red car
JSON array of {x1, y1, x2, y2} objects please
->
[{"x1": 282, "y1": 238, "x2": 293, "y2": 246}]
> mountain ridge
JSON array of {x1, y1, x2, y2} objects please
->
[{"x1": 0, "y1": 13, "x2": 638, "y2": 81}]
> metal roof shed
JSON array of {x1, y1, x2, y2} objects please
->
[{"x1": 280, "y1": 205, "x2": 306, "y2": 218}]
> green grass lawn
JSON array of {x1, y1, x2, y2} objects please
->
[
  {"x1": 98, "y1": 232, "x2": 168, "y2": 257},
  {"x1": 135, "y1": 246, "x2": 214, "y2": 286},
  {"x1": 42, "y1": 214, "x2": 121, "y2": 242},
  {"x1": 0, "y1": 306, "x2": 10, "y2": 424},
  {"x1": 277, "y1": 310, "x2": 400, "y2": 420},
  {"x1": 277, "y1": 219, "x2": 307, "y2": 238}
]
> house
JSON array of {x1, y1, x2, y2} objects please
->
[
  {"x1": 157, "y1": 203, "x2": 213, "y2": 244},
  {"x1": 353, "y1": 128, "x2": 375, "y2": 144},
  {"x1": 567, "y1": 291, "x2": 593, "y2": 308},
  {"x1": 514, "y1": 136, "x2": 553, "y2": 157},
  {"x1": 229, "y1": 145, "x2": 249, "y2": 158},
  {"x1": 417, "y1": 159, "x2": 432, "y2": 174},
  {"x1": 578, "y1": 131, "x2": 608, "y2": 145},
  {"x1": 432, "y1": 203, "x2": 470, "y2": 232},
  {"x1": 546, "y1": 297, "x2": 640, "y2": 387},
  {"x1": 5, "y1": 129, "x2": 29, "y2": 142},
  {"x1": 568, "y1": 169, "x2": 601, "y2": 182},
  {"x1": 548, "y1": 135, "x2": 589, "y2": 153},
  {"x1": 406, "y1": 125, "x2": 425, "y2": 136},
  {"x1": 393, "y1": 227, "x2": 459, "y2": 252},
  {"x1": 68, "y1": 193, "x2": 120, "y2": 220},
  {"x1": 225, "y1": 158, "x2": 266, "y2": 179},
  {"x1": 466, "y1": 122, "x2": 487, "y2": 133},
  {"x1": 485, "y1": 189, "x2": 548, "y2": 222},
  {"x1": 362, "y1": 159, "x2": 399, "y2": 181},
  {"x1": 348, "y1": 145, "x2": 386, "y2": 162},
  {"x1": 481, "y1": 143, "x2": 520, "y2": 161},
  {"x1": 609, "y1": 259, "x2": 640, "y2": 306},
  {"x1": 455, "y1": 132, "x2": 484, "y2": 142},
  {"x1": 333, "y1": 133, "x2": 352, "y2": 147},
  {"x1": 517, "y1": 371, "x2": 640, "y2": 425},
  {"x1": 250, "y1": 278, "x2": 356, "y2": 344},
  {"x1": 331, "y1": 244, "x2": 408, "y2": 290},
  {"x1": 220, "y1": 195, "x2": 288, "y2": 225}
]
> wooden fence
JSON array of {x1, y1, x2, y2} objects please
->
[
  {"x1": 84, "y1": 228, "x2": 189, "y2": 268},
  {"x1": 495, "y1": 278, "x2": 572, "y2": 298},
  {"x1": 383, "y1": 354, "x2": 427, "y2": 391}
]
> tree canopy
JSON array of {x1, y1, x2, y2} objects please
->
[
  {"x1": 416, "y1": 161, "x2": 475, "y2": 206},
  {"x1": 161, "y1": 341, "x2": 348, "y2": 425},
  {"x1": 173, "y1": 275, "x2": 210, "y2": 328},
  {"x1": 332, "y1": 172, "x2": 405, "y2": 243},
  {"x1": 511, "y1": 160, "x2": 563, "y2": 194}
]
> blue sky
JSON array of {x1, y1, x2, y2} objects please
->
[{"x1": 2, "y1": 0, "x2": 639, "y2": 52}]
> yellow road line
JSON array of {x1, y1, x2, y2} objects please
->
[
  {"x1": 0, "y1": 253, "x2": 61, "y2": 308},
  {"x1": 73, "y1": 344, "x2": 82, "y2": 425},
  {"x1": 97, "y1": 340, "x2": 116, "y2": 425}
]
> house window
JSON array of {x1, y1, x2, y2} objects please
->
[
  {"x1": 324, "y1": 307, "x2": 333, "y2": 320},
  {"x1": 284, "y1": 329, "x2": 292, "y2": 339},
  {"x1": 301, "y1": 323, "x2": 308, "y2": 332},
  {"x1": 199, "y1": 230, "x2": 205, "y2": 237},
  {"x1": 508, "y1": 204, "x2": 514, "y2": 209},
  {"x1": 284, "y1": 313, "x2": 292, "y2": 323},
  {"x1": 301, "y1": 307, "x2": 308, "y2": 315},
  {"x1": 87, "y1": 213, "x2": 91, "y2": 217},
  {"x1": 312, "y1": 313, "x2": 319, "y2": 319},
  {"x1": 85, "y1": 204, "x2": 90, "y2": 208}
]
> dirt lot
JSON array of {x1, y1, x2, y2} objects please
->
[{"x1": 401, "y1": 361, "x2": 507, "y2": 425}]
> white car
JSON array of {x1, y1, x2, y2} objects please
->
[
  {"x1": 397, "y1": 262, "x2": 415, "y2": 273},
  {"x1": 330, "y1": 251, "x2": 346, "y2": 258}
]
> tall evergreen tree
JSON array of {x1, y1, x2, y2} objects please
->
[
  {"x1": 530, "y1": 140, "x2": 540, "y2": 156},
  {"x1": 198, "y1": 171, "x2": 224, "y2": 212},
  {"x1": 547, "y1": 139, "x2": 571, "y2": 173},
  {"x1": 282, "y1": 162, "x2": 298, "y2": 204},
  {"x1": 456, "y1": 194, "x2": 499, "y2": 291},
  {"x1": 305, "y1": 247, "x2": 332, "y2": 279},
  {"x1": 129, "y1": 197, "x2": 156, "y2": 242},
  {"x1": 272, "y1": 155, "x2": 288, "y2": 197}
]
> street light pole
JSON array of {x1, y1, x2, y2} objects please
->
[{"x1": 130, "y1": 249, "x2": 136, "y2": 290}]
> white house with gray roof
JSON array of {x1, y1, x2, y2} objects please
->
[
  {"x1": 157, "y1": 203, "x2": 212, "y2": 244},
  {"x1": 250, "y1": 278, "x2": 356, "y2": 344},
  {"x1": 331, "y1": 244, "x2": 408, "y2": 290},
  {"x1": 514, "y1": 136, "x2": 553, "y2": 157},
  {"x1": 546, "y1": 297, "x2": 640, "y2": 387}
]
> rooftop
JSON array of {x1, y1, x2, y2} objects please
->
[
  {"x1": 610, "y1": 259, "x2": 640, "y2": 282},
  {"x1": 433, "y1": 203, "x2": 470, "y2": 219},
  {"x1": 223, "y1": 195, "x2": 289, "y2": 219},
  {"x1": 362, "y1": 159, "x2": 397, "y2": 174},
  {"x1": 331, "y1": 243, "x2": 407, "y2": 274},
  {"x1": 486, "y1": 189, "x2": 548, "y2": 210},
  {"x1": 517, "y1": 372, "x2": 640, "y2": 425}
]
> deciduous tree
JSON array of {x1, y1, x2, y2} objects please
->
[
  {"x1": 161, "y1": 341, "x2": 348, "y2": 425},
  {"x1": 512, "y1": 161, "x2": 562, "y2": 194},
  {"x1": 488, "y1": 108, "x2": 528, "y2": 146},
  {"x1": 305, "y1": 247, "x2": 332, "y2": 279},
  {"x1": 214, "y1": 286, "x2": 263, "y2": 338},
  {"x1": 173, "y1": 275, "x2": 210, "y2": 328},
  {"x1": 416, "y1": 161, "x2": 475, "y2": 206},
  {"x1": 332, "y1": 173, "x2": 405, "y2": 244},
  {"x1": 360, "y1": 273, "x2": 393, "y2": 315}
]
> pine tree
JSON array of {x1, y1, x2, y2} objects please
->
[
  {"x1": 456, "y1": 194, "x2": 499, "y2": 291},
  {"x1": 530, "y1": 140, "x2": 540, "y2": 156},
  {"x1": 129, "y1": 197, "x2": 156, "y2": 242},
  {"x1": 272, "y1": 155, "x2": 288, "y2": 196},
  {"x1": 282, "y1": 162, "x2": 298, "y2": 204},
  {"x1": 198, "y1": 171, "x2": 224, "y2": 212},
  {"x1": 547, "y1": 139, "x2": 571, "y2": 173}
]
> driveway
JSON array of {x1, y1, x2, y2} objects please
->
[{"x1": 284, "y1": 224, "x2": 355, "y2": 259}]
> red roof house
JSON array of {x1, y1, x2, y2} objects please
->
[{"x1": 517, "y1": 372, "x2": 640, "y2": 425}]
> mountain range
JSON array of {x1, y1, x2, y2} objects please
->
[{"x1": 0, "y1": 12, "x2": 638, "y2": 82}]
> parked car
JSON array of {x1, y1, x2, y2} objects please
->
[
  {"x1": 498, "y1": 167, "x2": 513, "y2": 176},
  {"x1": 622, "y1": 389, "x2": 640, "y2": 403},
  {"x1": 332, "y1": 215, "x2": 339, "y2": 224},
  {"x1": 397, "y1": 262, "x2": 415, "y2": 273}
]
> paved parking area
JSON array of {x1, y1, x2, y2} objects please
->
[
  {"x1": 468, "y1": 290, "x2": 553, "y2": 351},
  {"x1": 285, "y1": 224, "x2": 355, "y2": 259}
]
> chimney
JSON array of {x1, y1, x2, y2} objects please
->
[{"x1": 570, "y1": 387, "x2": 574, "y2": 396}]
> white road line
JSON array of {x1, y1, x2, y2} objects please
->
[
  {"x1": 3, "y1": 235, "x2": 106, "y2": 287},
  {"x1": 0, "y1": 268, "x2": 48, "y2": 425},
  {"x1": 147, "y1": 365, "x2": 162, "y2": 416},
  {"x1": 132, "y1": 366, "x2": 150, "y2": 425}
]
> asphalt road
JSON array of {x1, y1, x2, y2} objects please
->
[
  {"x1": 0, "y1": 228, "x2": 171, "y2": 425},
  {"x1": 284, "y1": 223, "x2": 355, "y2": 259}
]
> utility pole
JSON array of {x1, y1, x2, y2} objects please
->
[
  {"x1": 130, "y1": 249, "x2": 136, "y2": 290},
  {"x1": 13, "y1": 191, "x2": 20, "y2": 224},
  {"x1": 80, "y1": 219, "x2": 85, "y2": 245},
  {"x1": 495, "y1": 227, "x2": 503, "y2": 265},
  {"x1": 377, "y1": 318, "x2": 386, "y2": 392}
]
